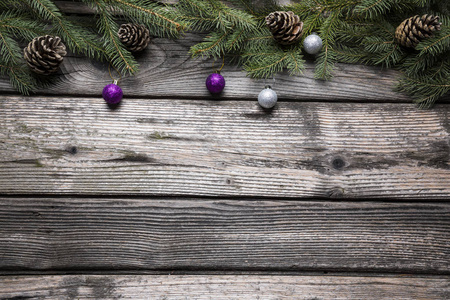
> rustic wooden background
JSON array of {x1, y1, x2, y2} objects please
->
[{"x1": 0, "y1": 1, "x2": 449, "y2": 299}]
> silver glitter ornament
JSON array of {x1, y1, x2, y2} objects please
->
[
  {"x1": 258, "y1": 86, "x2": 277, "y2": 109},
  {"x1": 303, "y1": 33, "x2": 323, "y2": 55}
]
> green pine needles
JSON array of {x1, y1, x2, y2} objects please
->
[
  {"x1": 178, "y1": 0, "x2": 449, "y2": 108},
  {"x1": 0, "y1": 0, "x2": 449, "y2": 107},
  {"x1": 0, "y1": 0, "x2": 186, "y2": 94}
]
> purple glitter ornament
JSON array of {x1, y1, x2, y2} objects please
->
[
  {"x1": 102, "y1": 83, "x2": 123, "y2": 104},
  {"x1": 206, "y1": 73, "x2": 225, "y2": 94}
]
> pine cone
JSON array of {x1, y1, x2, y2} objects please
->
[
  {"x1": 118, "y1": 23, "x2": 150, "y2": 52},
  {"x1": 395, "y1": 14, "x2": 441, "y2": 48},
  {"x1": 266, "y1": 11, "x2": 303, "y2": 45},
  {"x1": 23, "y1": 35, "x2": 67, "y2": 75}
]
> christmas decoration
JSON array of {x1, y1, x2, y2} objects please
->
[
  {"x1": 23, "y1": 35, "x2": 67, "y2": 75},
  {"x1": 0, "y1": 0, "x2": 186, "y2": 94},
  {"x1": 206, "y1": 73, "x2": 225, "y2": 94},
  {"x1": 177, "y1": 0, "x2": 449, "y2": 108},
  {"x1": 395, "y1": 15, "x2": 442, "y2": 48},
  {"x1": 258, "y1": 86, "x2": 278, "y2": 109},
  {"x1": 1, "y1": 0, "x2": 449, "y2": 107},
  {"x1": 266, "y1": 11, "x2": 303, "y2": 45},
  {"x1": 102, "y1": 82, "x2": 123, "y2": 105},
  {"x1": 303, "y1": 33, "x2": 323, "y2": 55},
  {"x1": 118, "y1": 23, "x2": 151, "y2": 52},
  {"x1": 103, "y1": 64, "x2": 123, "y2": 105}
]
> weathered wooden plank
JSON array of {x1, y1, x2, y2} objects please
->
[
  {"x1": 0, "y1": 33, "x2": 419, "y2": 102},
  {"x1": 0, "y1": 96, "x2": 449, "y2": 198},
  {"x1": 0, "y1": 275, "x2": 449, "y2": 299},
  {"x1": 0, "y1": 198, "x2": 448, "y2": 273}
]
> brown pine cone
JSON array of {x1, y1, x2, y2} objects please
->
[
  {"x1": 266, "y1": 11, "x2": 303, "y2": 45},
  {"x1": 395, "y1": 14, "x2": 441, "y2": 48},
  {"x1": 23, "y1": 35, "x2": 67, "y2": 75},
  {"x1": 118, "y1": 23, "x2": 151, "y2": 52}
]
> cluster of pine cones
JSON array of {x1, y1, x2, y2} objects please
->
[
  {"x1": 23, "y1": 24, "x2": 150, "y2": 75},
  {"x1": 22, "y1": 13, "x2": 441, "y2": 75},
  {"x1": 265, "y1": 11, "x2": 441, "y2": 49}
]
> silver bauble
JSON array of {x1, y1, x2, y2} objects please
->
[
  {"x1": 303, "y1": 33, "x2": 323, "y2": 55},
  {"x1": 258, "y1": 87, "x2": 277, "y2": 109}
]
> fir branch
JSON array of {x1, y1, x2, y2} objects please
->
[
  {"x1": 86, "y1": 0, "x2": 138, "y2": 74},
  {"x1": 111, "y1": 0, "x2": 186, "y2": 37},
  {"x1": 335, "y1": 20, "x2": 374, "y2": 45},
  {"x1": 0, "y1": 30, "x2": 39, "y2": 95},
  {"x1": 189, "y1": 28, "x2": 231, "y2": 58},
  {"x1": 365, "y1": 37, "x2": 403, "y2": 67},
  {"x1": 314, "y1": 11, "x2": 341, "y2": 80},
  {"x1": 243, "y1": 46, "x2": 304, "y2": 78},
  {"x1": 301, "y1": 10, "x2": 324, "y2": 38},
  {"x1": 228, "y1": 0, "x2": 279, "y2": 17},
  {"x1": 1, "y1": 0, "x2": 449, "y2": 107},
  {"x1": 397, "y1": 74, "x2": 450, "y2": 108},
  {"x1": 186, "y1": 0, "x2": 257, "y2": 33},
  {"x1": 24, "y1": 0, "x2": 106, "y2": 60},
  {"x1": 178, "y1": 0, "x2": 213, "y2": 19},
  {"x1": 354, "y1": 0, "x2": 398, "y2": 19},
  {"x1": 0, "y1": 63, "x2": 37, "y2": 94},
  {"x1": 334, "y1": 44, "x2": 369, "y2": 64},
  {"x1": 244, "y1": 51, "x2": 289, "y2": 78},
  {"x1": 362, "y1": 21, "x2": 404, "y2": 67},
  {"x1": 226, "y1": 29, "x2": 246, "y2": 51},
  {"x1": 402, "y1": 54, "x2": 431, "y2": 75},
  {"x1": 0, "y1": 11, "x2": 45, "y2": 41},
  {"x1": 286, "y1": 51, "x2": 305, "y2": 75},
  {"x1": 0, "y1": 30, "x2": 21, "y2": 65},
  {"x1": 417, "y1": 26, "x2": 450, "y2": 56},
  {"x1": 179, "y1": 0, "x2": 257, "y2": 59},
  {"x1": 242, "y1": 24, "x2": 275, "y2": 47},
  {"x1": 216, "y1": 6, "x2": 258, "y2": 32},
  {"x1": 177, "y1": 0, "x2": 217, "y2": 32}
]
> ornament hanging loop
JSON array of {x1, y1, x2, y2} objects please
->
[
  {"x1": 108, "y1": 63, "x2": 122, "y2": 85},
  {"x1": 263, "y1": 76, "x2": 276, "y2": 89},
  {"x1": 212, "y1": 55, "x2": 225, "y2": 74}
]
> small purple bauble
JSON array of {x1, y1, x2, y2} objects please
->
[
  {"x1": 206, "y1": 73, "x2": 225, "y2": 94},
  {"x1": 102, "y1": 83, "x2": 123, "y2": 104}
]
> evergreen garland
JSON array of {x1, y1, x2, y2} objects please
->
[
  {"x1": 0, "y1": 0, "x2": 449, "y2": 108},
  {"x1": 0, "y1": 0, "x2": 186, "y2": 94}
]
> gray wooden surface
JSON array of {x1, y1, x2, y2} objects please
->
[
  {"x1": 0, "y1": 1, "x2": 449, "y2": 298},
  {"x1": 0, "y1": 97, "x2": 449, "y2": 198},
  {"x1": 1, "y1": 275, "x2": 449, "y2": 299},
  {"x1": 1, "y1": 198, "x2": 448, "y2": 274}
]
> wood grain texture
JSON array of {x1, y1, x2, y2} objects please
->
[
  {"x1": 0, "y1": 96, "x2": 449, "y2": 198},
  {"x1": 0, "y1": 33, "x2": 423, "y2": 102},
  {"x1": 0, "y1": 275, "x2": 449, "y2": 300},
  {"x1": 0, "y1": 198, "x2": 448, "y2": 274}
]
